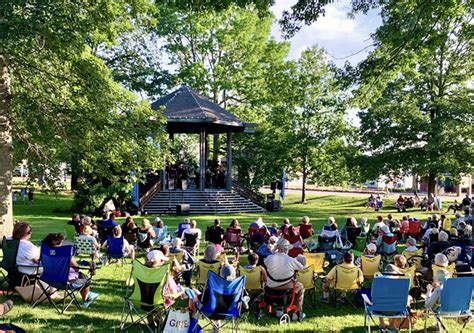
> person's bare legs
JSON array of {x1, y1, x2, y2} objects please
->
[{"x1": 0, "y1": 300, "x2": 13, "y2": 316}]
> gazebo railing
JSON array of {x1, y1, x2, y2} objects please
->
[
  {"x1": 231, "y1": 180, "x2": 265, "y2": 207},
  {"x1": 139, "y1": 180, "x2": 161, "y2": 210}
]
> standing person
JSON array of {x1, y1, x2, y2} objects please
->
[
  {"x1": 68, "y1": 214, "x2": 82, "y2": 235},
  {"x1": 27, "y1": 188, "x2": 34, "y2": 206},
  {"x1": 20, "y1": 187, "x2": 27, "y2": 204},
  {"x1": 12, "y1": 191, "x2": 18, "y2": 204}
]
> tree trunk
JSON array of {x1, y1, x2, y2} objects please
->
[
  {"x1": 301, "y1": 157, "x2": 307, "y2": 203},
  {"x1": 0, "y1": 58, "x2": 13, "y2": 238},
  {"x1": 428, "y1": 172, "x2": 437, "y2": 196}
]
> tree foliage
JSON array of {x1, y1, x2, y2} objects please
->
[{"x1": 353, "y1": 0, "x2": 474, "y2": 193}]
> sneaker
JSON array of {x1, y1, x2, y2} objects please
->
[
  {"x1": 319, "y1": 296, "x2": 329, "y2": 303},
  {"x1": 298, "y1": 312, "x2": 306, "y2": 322},
  {"x1": 82, "y1": 292, "x2": 99, "y2": 308}
]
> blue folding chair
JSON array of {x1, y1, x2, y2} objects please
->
[
  {"x1": 424, "y1": 277, "x2": 474, "y2": 332},
  {"x1": 363, "y1": 277, "x2": 412, "y2": 333},
  {"x1": 32, "y1": 243, "x2": 91, "y2": 313},
  {"x1": 196, "y1": 271, "x2": 246, "y2": 333},
  {"x1": 106, "y1": 236, "x2": 126, "y2": 264}
]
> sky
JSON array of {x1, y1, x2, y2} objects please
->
[{"x1": 270, "y1": 1, "x2": 382, "y2": 67}]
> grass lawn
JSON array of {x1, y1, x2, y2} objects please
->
[{"x1": 5, "y1": 191, "x2": 467, "y2": 332}]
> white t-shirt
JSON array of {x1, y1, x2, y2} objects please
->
[
  {"x1": 181, "y1": 228, "x2": 201, "y2": 240},
  {"x1": 17, "y1": 240, "x2": 40, "y2": 275},
  {"x1": 264, "y1": 253, "x2": 304, "y2": 288}
]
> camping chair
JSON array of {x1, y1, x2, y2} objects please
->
[
  {"x1": 361, "y1": 255, "x2": 382, "y2": 280},
  {"x1": 97, "y1": 224, "x2": 114, "y2": 244},
  {"x1": 319, "y1": 236, "x2": 336, "y2": 252},
  {"x1": 257, "y1": 275, "x2": 298, "y2": 324},
  {"x1": 224, "y1": 228, "x2": 243, "y2": 252},
  {"x1": 380, "y1": 235, "x2": 398, "y2": 265},
  {"x1": 407, "y1": 220, "x2": 421, "y2": 239},
  {"x1": 403, "y1": 249, "x2": 424, "y2": 270},
  {"x1": 363, "y1": 277, "x2": 412, "y2": 333},
  {"x1": 398, "y1": 265, "x2": 416, "y2": 289},
  {"x1": 137, "y1": 230, "x2": 153, "y2": 252},
  {"x1": 74, "y1": 237, "x2": 97, "y2": 260},
  {"x1": 353, "y1": 235, "x2": 367, "y2": 253},
  {"x1": 0, "y1": 238, "x2": 20, "y2": 293},
  {"x1": 298, "y1": 224, "x2": 314, "y2": 239},
  {"x1": 288, "y1": 247, "x2": 304, "y2": 258},
  {"x1": 431, "y1": 263, "x2": 456, "y2": 278},
  {"x1": 196, "y1": 271, "x2": 246, "y2": 333},
  {"x1": 32, "y1": 243, "x2": 92, "y2": 313},
  {"x1": 297, "y1": 265, "x2": 316, "y2": 306},
  {"x1": 175, "y1": 223, "x2": 190, "y2": 238},
  {"x1": 196, "y1": 261, "x2": 221, "y2": 287},
  {"x1": 106, "y1": 236, "x2": 126, "y2": 264},
  {"x1": 247, "y1": 227, "x2": 267, "y2": 251},
  {"x1": 124, "y1": 232, "x2": 138, "y2": 248},
  {"x1": 305, "y1": 252, "x2": 326, "y2": 277},
  {"x1": 424, "y1": 277, "x2": 474, "y2": 332},
  {"x1": 239, "y1": 266, "x2": 264, "y2": 303},
  {"x1": 346, "y1": 227, "x2": 362, "y2": 246},
  {"x1": 153, "y1": 225, "x2": 168, "y2": 244},
  {"x1": 183, "y1": 232, "x2": 199, "y2": 257},
  {"x1": 332, "y1": 265, "x2": 362, "y2": 307},
  {"x1": 120, "y1": 260, "x2": 169, "y2": 332},
  {"x1": 205, "y1": 226, "x2": 224, "y2": 245}
]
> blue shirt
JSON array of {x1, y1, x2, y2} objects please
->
[{"x1": 99, "y1": 219, "x2": 118, "y2": 228}]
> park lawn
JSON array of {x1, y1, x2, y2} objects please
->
[{"x1": 5, "y1": 191, "x2": 465, "y2": 332}]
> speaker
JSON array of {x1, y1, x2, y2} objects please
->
[
  {"x1": 270, "y1": 182, "x2": 277, "y2": 191},
  {"x1": 265, "y1": 200, "x2": 281, "y2": 212},
  {"x1": 277, "y1": 181, "x2": 283, "y2": 190},
  {"x1": 176, "y1": 204, "x2": 190, "y2": 215}
]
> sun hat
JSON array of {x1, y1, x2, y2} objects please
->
[{"x1": 146, "y1": 250, "x2": 169, "y2": 262}]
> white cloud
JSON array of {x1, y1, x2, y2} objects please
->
[{"x1": 271, "y1": 1, "x2": 381, "y2": 67}]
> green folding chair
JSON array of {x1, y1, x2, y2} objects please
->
[{"x1": 120, "y1": 260, "x2": 169, "y2": 332}]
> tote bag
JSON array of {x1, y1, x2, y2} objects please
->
[{"x1": 163, "y1": 309, "x2": 190, "y2": 333}]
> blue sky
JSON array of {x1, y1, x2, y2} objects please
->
[{"x1": 271, "y1": 1, "x2": 381, "y2": 67}]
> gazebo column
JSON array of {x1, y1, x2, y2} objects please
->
[
  {"x1": 199, "y1": 127, "x2": 206, "y2": 190},
  {"x1": 226, "y1": 130, "x2": 232, "y2": 190}
]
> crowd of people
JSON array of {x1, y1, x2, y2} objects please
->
[{"x1": 2, "y1": 194, "x2": 473, "y2": 331}]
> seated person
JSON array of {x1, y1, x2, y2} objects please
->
[
  {"x1": 422, "y1": 223, "x2": 439, "y2": 246},
  {"x1": 298, "y1": 216, "x2": 314, "y2": 239},
  {"x1": 181, "y1": 220, "x2": 202, "y2": 243},
  {"x1": 121, "y1": 217, "x2": 138, "y2": 246},
  {"x1": 425, "y1": 268, "x2": 450, "y2": 327},
  {"x1": 278, "y1": 218, "x2": 292, "y2": 236},
  {"x1": 77, "y1": 226, "x2": 100, "y2": 258},
  {"x1": 427, "y1": 231, "x2": 451, "y2": 257},
  {"x1": 256, "y1": 236, "x2": 278, "y2": 264},
  {"x1": 249, "y1": 217, "x2": 267, "y2": 230},
  {"x1": 176, "y1": 218, "x2": 191, "y2": 238},
  {"x1": 201, "y1": 244, "x2": 220, "y2": 265},
  {"x1": 13, "y1": 222, "x2": 40, "y2": 278},
  {"x1": 243, "y1": 253, "x2": 268, "y2": 284},
  {"x1": 82, "y1": 216, "x2": 98, "y2": 236},
  {"x1": 152, "y1": 217, "x2": 166, "y2": 242},
  {"x1": 264, "y1": 239, "x2": 306, "y2": 322},
  {"x1": 371, "y1": 215, "x2": 386, "y2": 237},
  {"x1": 67, "y1": 214, "x2": 82, "y2": 235},
  {"x1": 404, "y1": 237, "x2": 419, "y2": 253},
  {"x1": 99, "y1": 212, "x2": 118, "y2": 228},
  {"x1": 446, "y1": 200, "x2": 462, "y2": 213},
  {"x1": 376, "y1": 225, "x2": 397, "y2": 255},
  {"x1": 144, "y1": 250, "x2": 169, "y2": 327},
  {"x1": 355, "y1": 243, "x2": 377, "y2": 267},
  {"x1": 42, "y1": 233, "x2": 98, "y2": 306},
  {"x1": 268, "y1": 222, "x2": 279, "y2": 237},
  {"x1": 359, "y1": 217, "x2": 371, "y2": 236},
  {"x1": 340, "y1": 217, "x2": 358, "y2": 243},
  {"x1": 321, "y1": 252, "x2": 363, "y2": 303},
  {"x1": 206, "y1": 219, "x2": 224, "y2": 246},
  {"x1": 396, "y1": 195, "x2": 405, "y2": 212},
  {"x1": 375, "y1": 195, "x2": 383, "y2": 211},
  {"x1": 393, "y1": 254, "x2": 408, "y2": 271},
  {"x1": 228, "y1": 219, "x2": 241, "y2": 232},
  {"x1": 283, "y1": 225, "x2": 304, "y2": 249},
  {"x1": 439, "y1": 215, "x2": 451, "y2": 231},
  {"x1": 102, "y1": 226, "x2": 135, "y2": 260},
  {"x1": 137, "y1": 219, "x2": 156, "y2": 251},
  {"x1": 319, "y1": 220, "x2": 343, "y2": 249}
]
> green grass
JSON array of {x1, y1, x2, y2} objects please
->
[{"x1": 6, "y1": 192, "x2": 466, "y2": 332}]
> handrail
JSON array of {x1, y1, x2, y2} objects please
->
[
  {"x1": 231, "y1": 180, "x2": 265, "y2": 207},
  {"x1": 139, "y1": 180, "x2": 161, "y2": 209}
]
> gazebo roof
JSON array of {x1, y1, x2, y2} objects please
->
[{"x1": 151, "y1": 85, "x2": 255, "y2": 134}]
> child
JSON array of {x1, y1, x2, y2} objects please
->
[{"x1": 243, "y1": 253, "x2": 268, "y2": 283}]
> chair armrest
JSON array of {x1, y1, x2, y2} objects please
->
[{"x1": 361, "y1": 293, "x2": 372, "y2": 306}]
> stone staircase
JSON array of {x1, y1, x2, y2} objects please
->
[{"x1": 143, "y1": 190, "x2": 265, "y2": 214}]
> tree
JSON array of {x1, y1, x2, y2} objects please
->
[
  {"x1": 0, "y1": 1, "x2": 170, "y2": 237},
  {"x1": 354, "y1": 0, "x2": 474, "y2": 194},
  {"x1": 267, "y1": 47, "x2": 350, "y2": 202}
]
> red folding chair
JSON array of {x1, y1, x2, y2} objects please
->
[{"x1": 408, "y1": 219, "x2": 421, "y2": 239}]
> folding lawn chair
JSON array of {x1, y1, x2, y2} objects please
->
[
  {"x1": 403, "y1": 249, "x2": 424, "y2": 270},
  {"x1": 332, "y1": 265, "x2": 363, "y2": 307},
  {"x1": 74, "y1": 237, "x2": 97, "y2": 260},
  {"x1": 363, "y1": 277, "x2": 412, "y2": 333},
  {"x1": 407, "y1": 219, "x2": 421, "y2": 240},
  {"x1": 106, "y1": 236, "x2": 126, "y2": 264},
  {"x1": 346, "y1": 227, "x2": 362, "y2": 246},
  {"x1": 183, "y1": 233, "x2": 199, "y2": 257},
  {"x1": 224, "y1": 228, "x2": 243, "y2": 252},
  {"x1": 120, "y1": 260, "x2": 170, "y2": 332},
  {"x1": 247, "y1": 227, "x2": 267, "y2": 251},
  {"x1": 305, "y1": 252, "x2": 326, "y2": 277},
  {"x1": 0, "y1": 237, "x2": 20, "y2": 294},
  {"x1": 298, "y1": 224, "x2": 314, "y2": 239},
  {"x1": 424, "y1": 277, "x2": 474, "y2": 332},
  {"x1": 353, "y1": 235, "x2": 368, "y2": 253},
  {"x1": 153, "y1": 225, "x2": 168, "y2": 244},
  {"x1": 196, "y1": 271, "x2": 246, "y2": 333},
  {"x1": 361, "y1": 255, "x2": 381, "y2": 280},
  {"x1": 32, "y1": 243, "x2": 92, "y2": 313},
  {"x1": 196, "y1": 261, "x2": 220, "y2": 287},
  {"x1": 239, "y1": 266, "x2": 264, "y2": 303},
  {"x1": 297, "y1": 265, "x2": 316, "y2": 306}
]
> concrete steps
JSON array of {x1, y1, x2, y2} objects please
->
[{"x1": 143, "y1": 190, "x2": 265, "y2": 214}]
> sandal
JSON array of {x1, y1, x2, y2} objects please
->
[{"x1": 0, "y1": 300, "x2": 13, "y2": 316}]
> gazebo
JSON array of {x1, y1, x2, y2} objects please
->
[{"x1": 151, "y1": 84, "x2": 256, "y2": 191}]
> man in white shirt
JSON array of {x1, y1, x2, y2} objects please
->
[{"x1": 264, "y1": 238, "x2": 305, "y2": 321}]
